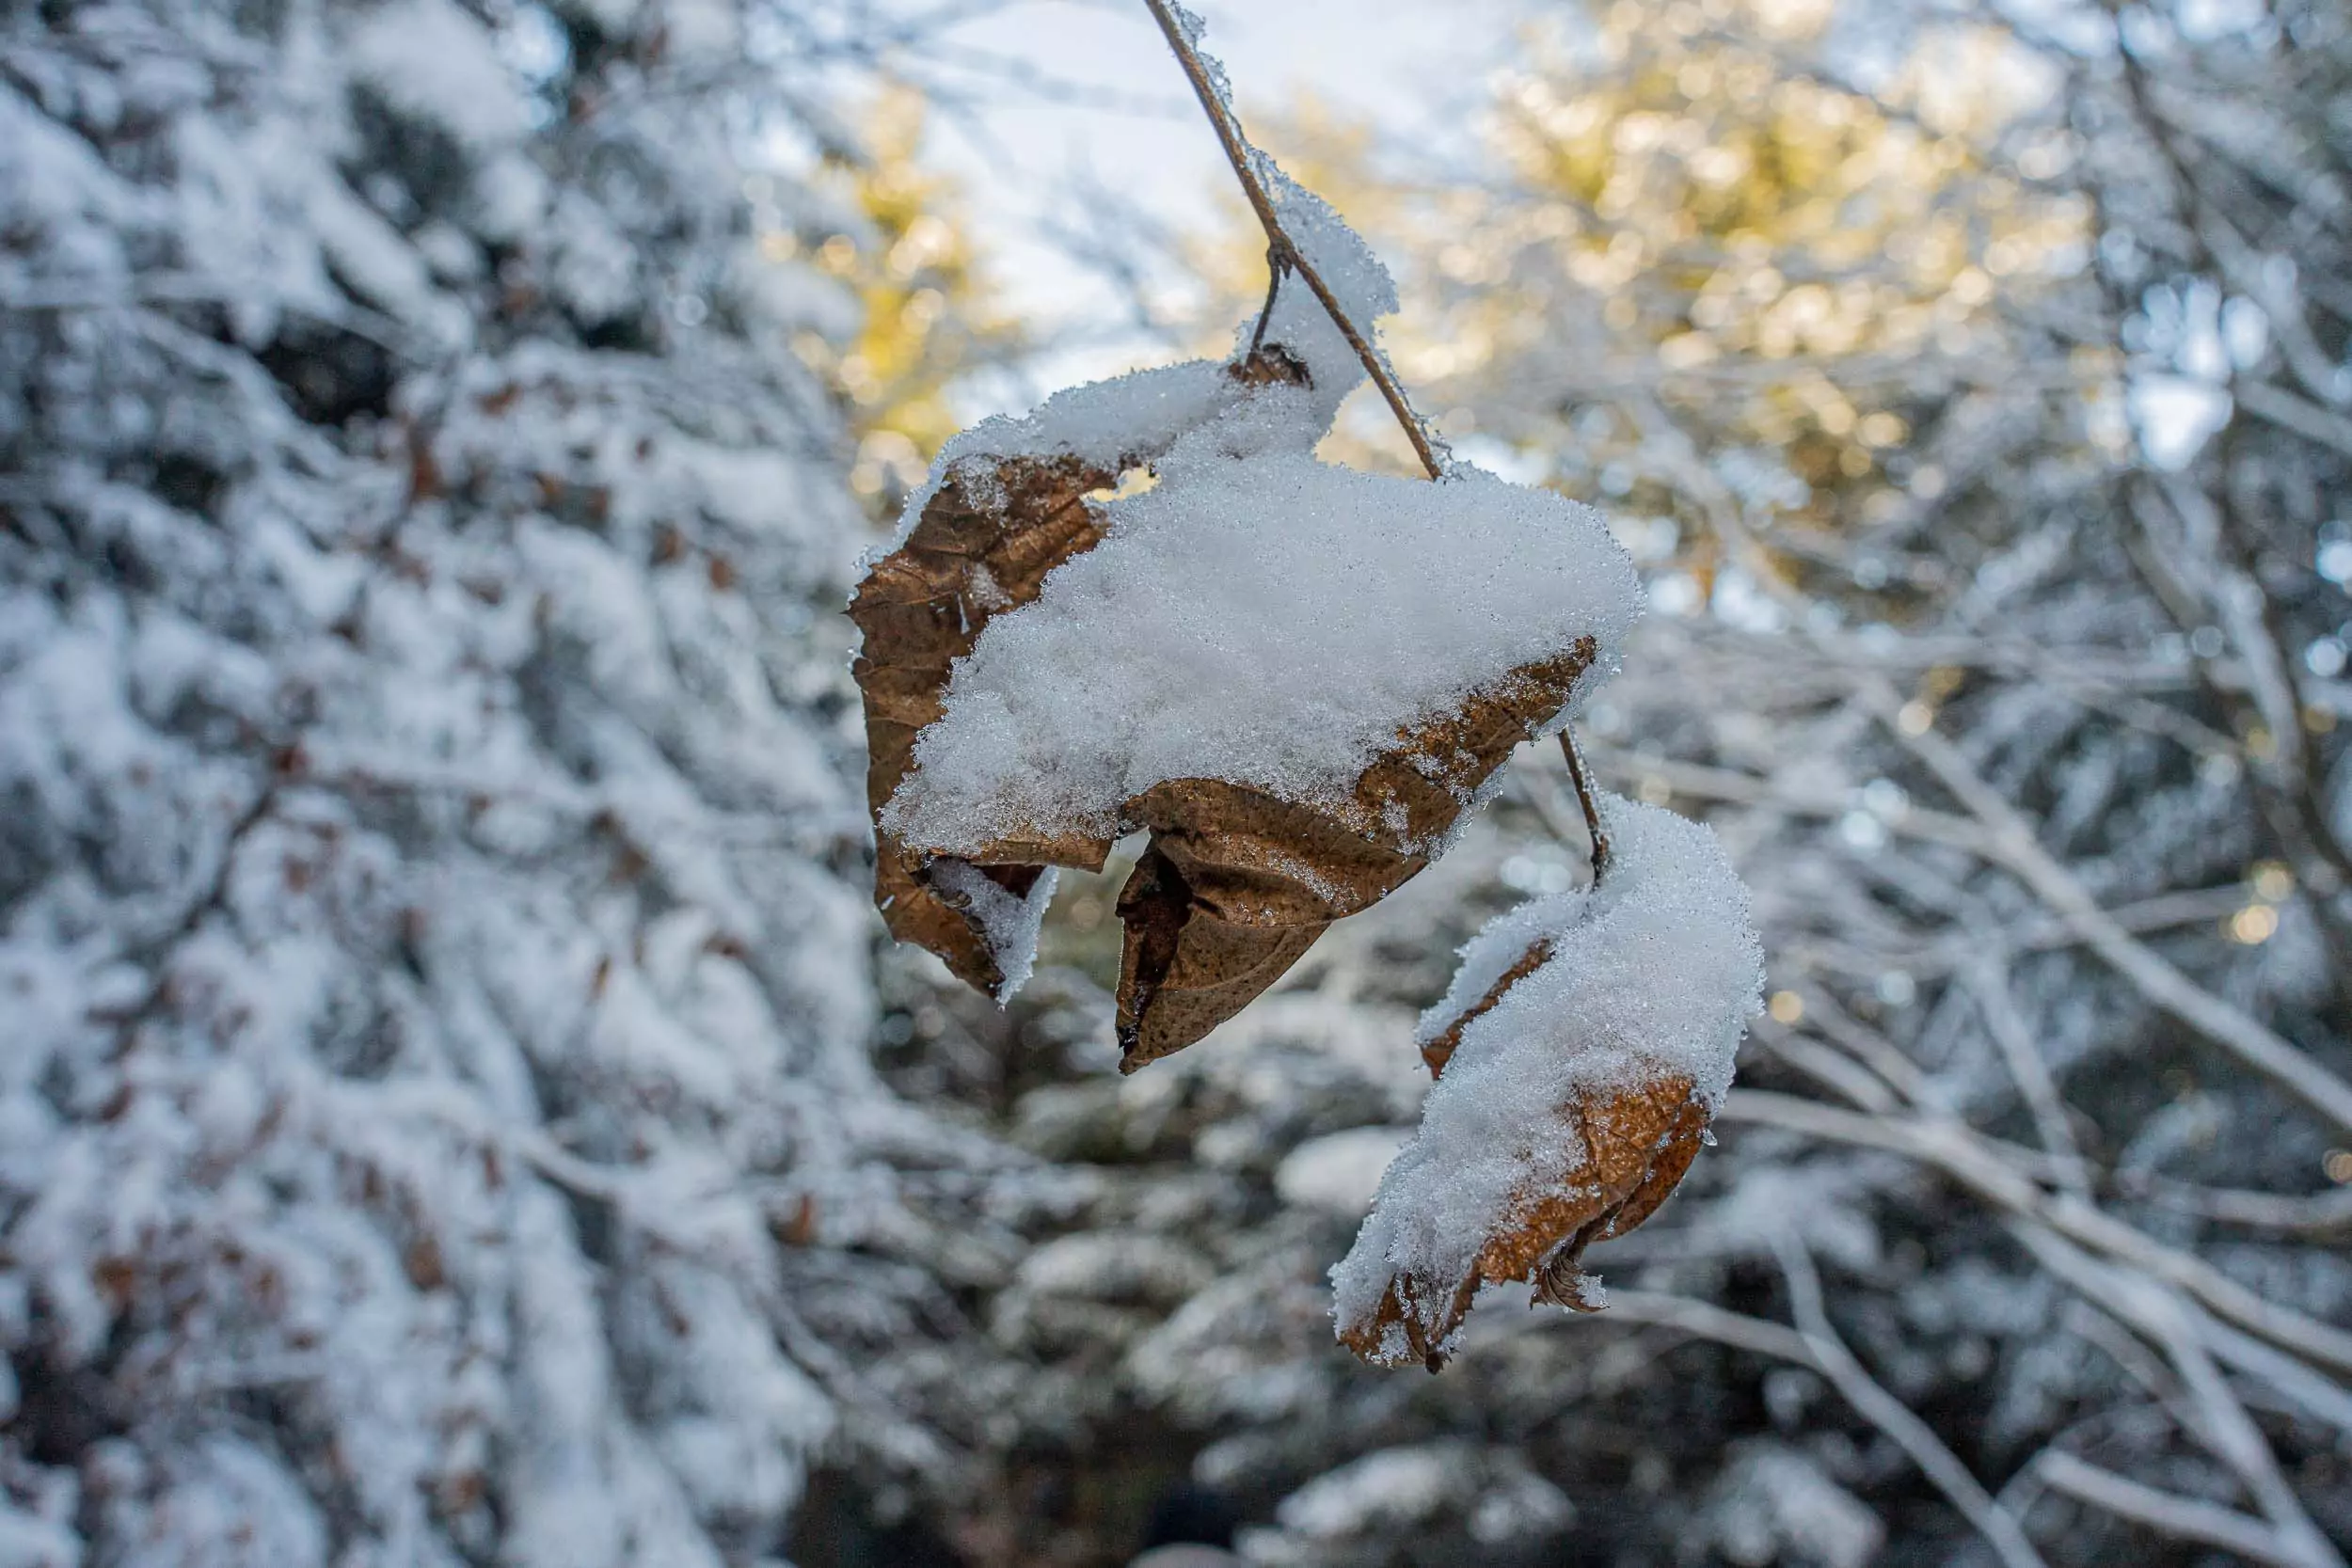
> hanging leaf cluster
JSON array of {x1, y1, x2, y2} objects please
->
[{"x1": 847, "y1": 0, "x2": 1762, "y2": 1369}]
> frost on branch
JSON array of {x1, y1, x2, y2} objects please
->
[
  {"x1": 850, "y1": 191, "x2": 1637, "y2": 1069},
  {"x1": 1334, "y1": 799, "x2": 1763, "y2": 1369}
]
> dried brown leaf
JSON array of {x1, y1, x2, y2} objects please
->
[
  {"x1": 850, "y1": 353, "x2": 1601, "y2": 1067},
  {"x1": 1111, "y1": 642, "x2": 1597, "y2": 1071},
  {"x1": 1339, "y1": 1074, "x2": 1708, "y2": 1370},
  {"x1": 849, "y1": 451, "x2": 1120, "y2": 994},
  {"x1": 1340, "y1": 929, "x2": 1714, "y2": 1370}
]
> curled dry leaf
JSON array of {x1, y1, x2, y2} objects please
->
[
  {"x1": 850, "y1": 449, "x2": 1122, "y2": 997},
  {"x1": 1339, "y1": 1059, "x2": 1711, "y2": 1371},
  {"x1": 1332, "y1": 799, "x2": 1762, "y2": 1370},
  {"x1": 850, "y1": 333, "x2": 1629, "y2": 1069}
]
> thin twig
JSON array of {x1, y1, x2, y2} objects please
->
[
  {"x1": 1719, "y1": 1089, "x2": 2352, "y2": 1376},
  {"x1": 2031, "y1": 1453, "x2": 2316, "y2": 1568},
  {"x1": 1772, "y1": 1233, "x2": 2051, "y2": 1568},
  {"x1": 1559, "y1": 726, "x2": 1612, "y2": 883},
  {"x1": 1138, "y1": 0, "x2": 1445, "y2": 480},
  {"x1": 1248, "y1": 245, "x2": 1282, "y2": 355},
  {"x1": 2128, "y1": 1175, "x2": 2352, "y2": 1238},
  {"x1": 1966, "y1": 954, "x2": 2093, "y2": 1198}
]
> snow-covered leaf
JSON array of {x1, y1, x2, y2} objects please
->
[
  {"x1": 853, "y1": 310, "x2": 1636, "y2": 1068},
  {"x1": 1334, "y1": 799, "x2": 1761, "y2": 1368}
]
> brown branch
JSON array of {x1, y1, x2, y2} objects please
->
[
  {"x1": 1140, "y1": 0, "x2": 1613, "y2": 883},
  {"x1": 1139, "y1": 0, "x2": 1445, "y2": 480}
]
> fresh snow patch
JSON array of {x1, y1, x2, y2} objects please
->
[
  {"x1": 875, "y1": 359, "x2": 1236, "y2": 556},
  {"x1": 927, "y1": 861, "x2": 1057, "y2": 1001},
  {"x1": 1013, "y1": 1231, "x2": 1212, "y2": 1302},
  {"x1": 349, "y1": 0, "x2": 531, "y2": 150},
  {"x1": 1277, "y1": 1127, "x2": 1412, "y2": 1216},
  {"x1": 1278, "y1": 1446, "x2": 1456, "y2": 1535},
  {"x1": 1248, "y1": 164, "x2": 1406, "y2": 428},
  {"x1": 1697, "y1": 1444, "x2": 1884, "y2": 1568},
  {"x1": 882, "y1": 385, "x2": 1638, "y2": 858},
  {"x1": 1266, "y1": 1442, "x2": 1571, "y2": 1544}
]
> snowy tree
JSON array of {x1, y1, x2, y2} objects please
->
[{"x1": 0, "y1": 1, "x2": 1034, "y2": 1562}]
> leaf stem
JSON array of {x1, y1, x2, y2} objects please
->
[
  {"x1": 1560, "y1": 726, "x2": 1612, "y2": 883},
  {"x1": 1139, "y1": 0, "x2": 1445, "y2": 480}
]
